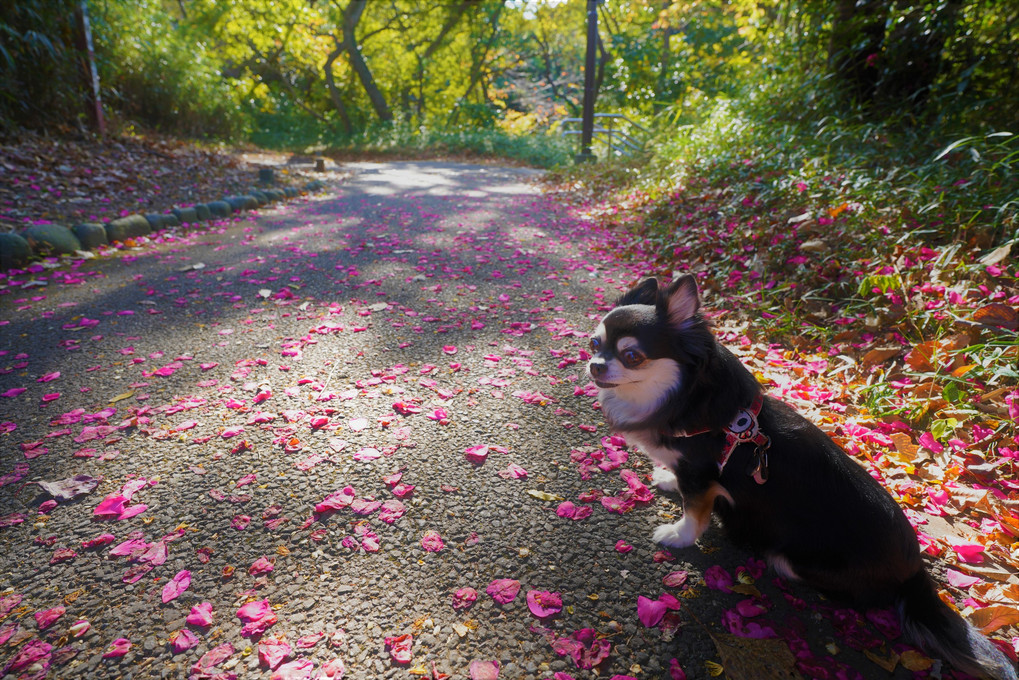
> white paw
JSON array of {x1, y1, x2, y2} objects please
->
[
  {"x1": 651, "y1": 466, "x2": 679, "y2": 492},
  {"x1": 652, "y1": 516, "x2": 700, "y2": 548}
]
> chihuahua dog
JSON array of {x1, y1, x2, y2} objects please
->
[{"x1": 587, "y1": 275, "x2": 1015, "y2": 680}]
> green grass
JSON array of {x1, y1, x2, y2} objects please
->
[{"x1": 248, "y1": 111, "x2": 573, "y2": 169}]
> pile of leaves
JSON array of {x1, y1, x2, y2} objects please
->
[{"x1": 0, "y1": 132, "x2": 309, "y2": 233}]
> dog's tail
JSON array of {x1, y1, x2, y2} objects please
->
[{"x1": 898, "y1": 570, "x2": 1017, "y2": 680}]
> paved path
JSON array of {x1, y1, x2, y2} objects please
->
[{"x1": 1, "y1": 162, "x2": 902, "y2": 679}]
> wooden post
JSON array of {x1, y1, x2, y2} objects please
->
[
  {"x1": 74, "y1": 1, "x2": 106, "y2": 135},
  {"x1": 576, "y1": 0, "x2": 599, "y2": 163}
]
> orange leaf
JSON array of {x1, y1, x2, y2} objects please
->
[
  {"x1": 969, "y1": 605, "x2": 1019, "y2": 634},
  {"x1": 862, "y1": 346, "x2": 900, "y2": 367},
  {"x1": 973, "y1": 303, "x2": 1018, "y2": 331},
  {"x1": 899, "y1": 650, "x2": 933, "y2": 672},
  {"x1": 905, "y1": 340, "x2": 941, "y2": 372}
]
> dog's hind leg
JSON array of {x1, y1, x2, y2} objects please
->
[{"x1": 653, "y1": 482, "x2": 732, "y2": 548}]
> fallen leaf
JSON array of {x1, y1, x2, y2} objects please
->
[
  {"x1": 969, "y1": 604, "x2": 1019, "y2": 634},
  {"x1": 527, "y1": 490, "x2": 564, "y2": 502},
  {"x1": 863, "y1": 649, "x2": 899, "y2": 673},
  {"x1": 707, "y1": 630, "x2": 803, "y2": 680}
]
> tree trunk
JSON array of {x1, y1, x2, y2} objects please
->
[
  {"x1": 827, "y1": 0, "x2": 889, "y2": 105},
  {"x1": 323, "y1": 45, "x2": 354, "y2": 135},
  {"x1": 875, "y1": 0, "x2": 964, "y2": 114},
  {"x1": 416, "y1": 0, "x2": 470, "y2": 123},
  {"x1": 342, "y1": 0, "x2": 392, "y2": 123},
  {"x1": 450, "y1": 0, "x2": 505, "y2": 125}
]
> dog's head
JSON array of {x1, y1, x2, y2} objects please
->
[{"x1": 586, "y1": 275, "x2": 710, "y2": 427}]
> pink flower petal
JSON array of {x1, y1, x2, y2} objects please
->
[
  {"x1": 272, "y1": 658, "x2": 315, "y2": 680},
  {"x1": 259, "y1": 637, "x2": 293, "y2": 670},
  {"x1": 452, "y1": 587, "x2": 478, "y2": 610},
  {"x1": 320, "y1": 658, "x2": 346, "y2": 679},
  {"x1": 186, "y1": 602, "x2": 215, "y2": 627},
  {"x1": 249, "y1": 556, "x2": 275, "y2": 574},
  {"x1": 170, "y1": 628, "x2": 200, "y2": 654},
  {"x1": 945, "y1": 569, "x2": 982, "y2": 589},
  {"x1": 948, "y1": 538, "x2": 985, "y2": 564},
  {"x1": 704, "y1": 564, "x2": 733, "y2": 591},
  {"x1": 637, "y1": 595, "x2": 667, "y2": 628},
  {"x1": 192, "y1": 643, "x2": 234, "y2": 674},
  {"x1": 237, "y1": 599, "x2": 278, "y2": 637},
  {"x1": 161, "y1": 569, "x2": 191, "y2": 603},
  {"x1": 384, "y1": 633, "x2": 413, "y2": 664},
  {"x1": 469, "y1": 659, "x2": 500, "y2": 680},
  {"x1": 34, "y1": 605, "x2": 65, "y2": 630},
  {"x1": 526, "y1": 590, "x2": 563, "y2": 618},
  {"x1": 102, "y1": 637, "x2": 132, "y2": 658},
  {"x1": 421, "y1": 530, "x2": 444, "y2": 552},
  {"x1": 486, "y1": 579, "x2": 521, "y2": 604}
]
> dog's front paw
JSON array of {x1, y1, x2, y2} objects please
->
[
  {"x1": 651, "y1": 466, "x2": 679, "y2": 492},
  {"x1": 652, "y1": 517, "x2": 700, "y2": 548}
]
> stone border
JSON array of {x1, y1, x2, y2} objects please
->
[{"x1": 0, "y1": 180, "x2": 327, "y2": 271}]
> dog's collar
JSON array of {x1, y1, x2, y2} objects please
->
[{"x1": 672, "y1": 393, "x2": 771, "y2": 484}]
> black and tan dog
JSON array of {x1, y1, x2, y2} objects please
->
[{"x1": 587, "y1": 275, "x2": 1016, "y2": 679}]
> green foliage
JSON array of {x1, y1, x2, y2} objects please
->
[
  {"x1": 90, "y1": 0, "x2": 247, "y2": 139},
  {"x1": 0, "y1": 0, "x2": 81, "y2": 131}
]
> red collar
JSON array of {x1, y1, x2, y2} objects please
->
[{"x1": 673, "y1": 393, "x2": 771, "y2": 484}]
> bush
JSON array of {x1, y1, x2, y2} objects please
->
[{"x1": 90, "y1": 0, "x2": 247, "y2": 140}]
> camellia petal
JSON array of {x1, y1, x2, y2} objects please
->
[
  {"x1": 272, "y1": 658, "x2": 315, "y2": 680},
  {"x1": 259, "y1": 637, "x2": 292, "y2": 670},
  {"x1": 69, "y1": 619, "x2": 91, "y2": 638},
  {"x1": 486, "y1": 579, "x2": 521, "y2": 604},
  {"x1": 161, "y1": 569, "x2": 191, "y2": 603},
  {"x1": 170, "y1": 628, "x2": 200, "y2": 654},
  {"x1": 421, "y1": 530, "x2": 444, "y2": 552},
  {"x1": 34, "y1": 605, "x2": 65, "y2": 630},
  {"x1": 637, "y1": 596, "x2": 667, "y2": 628},
  {"x1": 186, "y1": 602, "x2": 215, "y2": 627},
  {"x1": 451, "y1": 587, "x2": 478, "y2": 610},
  {"x1": 319, "y1": 658, "x2": 346, "y2": 679},
  {"x1": 526, "y1": 590, "x2": 563, "y2": 618},
  {"x1": 384, "y1": 633, "x2": 413, "y2": 664},
  {"x1": 102, "y1": 637, "x2": 132, "y2": 658},
  {"x1": 469, "y1": 659, "x2": 500, "y2": 680}
]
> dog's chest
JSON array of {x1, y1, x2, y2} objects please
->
[{"x1": 623, "y1": 430, "x2": 682, "y2": 470}]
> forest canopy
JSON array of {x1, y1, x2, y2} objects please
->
[{"x1": 1, "y1": 0, "x2": 1016, "y2": 147}]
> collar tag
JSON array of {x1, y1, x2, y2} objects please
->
[{"x1": 673, "y1": 394, "x2": 771, "y2": 483}]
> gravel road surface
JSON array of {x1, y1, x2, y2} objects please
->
[{"x1": 0, "y1": 162, "x2": 917, "y2": 680}]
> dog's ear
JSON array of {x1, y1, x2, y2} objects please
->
[
  {"x1": 617, "y1": 277, "x2": 660, "y2": 306},
  {"x1": 664, "y1": 274, "x2": 700, "y2": 328}
]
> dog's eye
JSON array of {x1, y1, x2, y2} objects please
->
[
  {"x1": 590, "y1": 337, "x2": 602, "y2": 352},
  {"x1": 620, "y1": 349, "x2": 644, "y2": 368}
]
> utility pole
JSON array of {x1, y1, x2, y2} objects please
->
[
  {"x1": 576, "y1": 0, "x2": 599, "y2": 163},
  {"x1": 74, "y1": 1, "x2": 106, "y2": 135}
]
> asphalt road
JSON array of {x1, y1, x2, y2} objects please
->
[{"x1": 0, "y1": 162, "x2": 914, "y2": 680}]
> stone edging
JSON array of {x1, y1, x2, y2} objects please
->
[{"x1": 0, "y1": 179, "x2": 327, "y2": 271}]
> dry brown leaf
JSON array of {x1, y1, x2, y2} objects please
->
[
  {"x1": 968, "y1": 604, "x2": 1019, "y2": 634},
  {"x1": 972, "y1": 303, "x2": 1018, "y2": 331},
  {"x1": 889, "y1": 433, "x2": 920, "y2": 464},
  {"x1": 729, "y1": 584, "x2": 763, "y2": 598},
  {"x1": 862, "y1": 346, "x2": 901, "y2": 367},
  {"x1": 707, "y1": 630, "x2": 803, "y2": 680},
  {"x1": 906, "y1": 340, "x2": 943, "y2": 372},
  {"x1": 863, "y1": 648, "x2": 899, "y2": 673},
  {"x1": 899, "y1": 650, "x2": 933, "y2": 672}
]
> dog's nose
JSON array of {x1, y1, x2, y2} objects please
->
[{"x1": 588, "y1": 360, "x2": 607, "y2": 379}]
